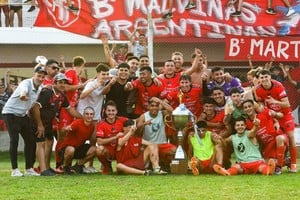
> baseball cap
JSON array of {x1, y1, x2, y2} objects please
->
[
  {"x1": 34, "y1": 66, "x2": 47, "y2": 75},
  {"x1": 54, "y1": 73, "x2": 69, "y2": 82}
]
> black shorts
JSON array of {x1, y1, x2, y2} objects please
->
[
  {"x1": 59, "y1": 144, "x2": 91, "y2": 161},
  {"x1": 10, "y1": 5, "x2": 22, "y2": 12}
]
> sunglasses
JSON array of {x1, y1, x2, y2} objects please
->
[{"x1": 50, "y1": 66, "x2": 59, "y2": 70}]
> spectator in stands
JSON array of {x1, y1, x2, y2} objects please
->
[
  {"x1": 230, "y1": 0, "x2": 295, "y2": 17},
  {"x1": 0, "y1": 82, "x2": 10, "y2": 131},
  {"x1": 0, "y1": 0, "x2": 9, "y2": 27},
  {"x1": 162, "y1": 0, "x2": 196, "y2": 19},
  {"x1": 129, "y1": 28, "x2": 148, "y2": 58},
  {"x1": 9, "y1": 0, "x2": 23, "y2": 27},
  {"x1": 283, "y1": 65, "x2": 300, "y2": 124}
]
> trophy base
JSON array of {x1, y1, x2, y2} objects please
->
[{"x1": 170, "y1": 159, "x2": 188, "y2": 174}]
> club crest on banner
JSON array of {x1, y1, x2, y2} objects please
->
[{"x1": 42, "y1": 0, "x2": 80, "y2": 27}]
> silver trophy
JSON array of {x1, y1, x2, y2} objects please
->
[{"x1": 169, "y1": 92, "x2": 202, "y2": 174}]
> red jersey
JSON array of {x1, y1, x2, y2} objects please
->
[
  {"x1": 96, "y1": 117, "x2": 128, "y2": 149},
  {"x1": 132, "y1": 79, "x2": 164, "y2": 115},
  {"x1": 159, "y1": 73, "x2": 181, "y2": 97},
  {"x1": 116, "y1": 136, "x2": 142, "y2": 163},
  {"x1": 43, "y1": 77, "x2": 55, "y2": 86},
  {"x1": 60, "y1": 119, "x2": 94, "y2": 149},
  {"x1": 205, "y1": 111, "x2": 225, "y2": 135},
  {"x1": 255, "y1": 80, "x2": 291, "y2": 114},
  {"x1": 65, "y1": 69, "x2": 80, "y2": 107},
  {"x1": 166, "y1": 85, "x2": 203, "y2": 118},
  {"x1": 245, "y1": 108, "x2": 279, "y2": 145}
]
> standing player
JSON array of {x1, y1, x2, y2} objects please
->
[{"x1": 255, "y1": 69, "x2": 297, "y2": 173}]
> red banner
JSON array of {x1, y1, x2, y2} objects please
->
[
  {"x1": 34, "y1": 0, "x2": 300, "y2": 42},
  {"x1": 225, "y1": 35, "x2": 300, "y2": 61}
]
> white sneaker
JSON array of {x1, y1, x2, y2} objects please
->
[
  {"x1": 83, "y1": 166, "x2": 98, "y2": 173},
  {"x1": 286, "y1": 8, "x2": 296, "y2": 17},
  {"x1": 11, "y1": 168, "x2": 24, "y2": 177},
  {"x1": 24, "y1": 168, "x2": 40, "y2": 176}
]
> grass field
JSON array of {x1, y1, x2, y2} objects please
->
[{"x1": 1, "y1": 152, "x2": 300, "y2": 200}]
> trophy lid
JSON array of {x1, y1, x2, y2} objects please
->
[{"x1": 172, "y1": 103, "x2": 190, "y2": 116}]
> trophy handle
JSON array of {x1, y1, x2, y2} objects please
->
[{"x1": 164, "y1": 113, "x2": 177, "y2": 131}]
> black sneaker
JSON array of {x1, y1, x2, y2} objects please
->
[
  {"x1": 72, "y1": 163, "x2": 84, "y2": 174},
  {"x1": 265, "y1": 8, "x2": 276, "y2": 15},
  {"x1": 185, "y1": 2, "x2": 196, "y2": 10},
  {"x1": 40, "y1": 168, "x2": 56, "y2": 176},
  {"x1": 68, "y1": 5, "x2": 79, "y2": 11},
  {"x1": 231, "y1": 11, "x2": 241, "y2": 17},
  {"x1": 144, "y1": 169, "x2": 154, "y2": 176},
  {"x1": 162, "y1": 12, "x2": 173, "y2": 19},
  {"x1": 63, "y1": 166, "x2": 74, "y2": 175},
  {"x1": 28, "y1": 6, "x2": 36, "y2": 12}
]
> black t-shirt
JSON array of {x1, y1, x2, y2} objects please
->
[
  {"x1": 36, "y1": 87, "x2": 69, "y2": 128},
  {"x1": 106, "y1": 81, "x2": 130, "y2": 118}
]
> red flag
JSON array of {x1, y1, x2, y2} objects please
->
[{"x1": 34, "y1": 0, "x2": 300, "y2": 42}]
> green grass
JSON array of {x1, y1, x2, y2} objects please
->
[{"x1": 1, "y1": 152, "x2": 300, "y2": 200}]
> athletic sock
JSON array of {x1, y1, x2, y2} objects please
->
[
  {"x1": 290, "y1": 146, "x2": 298, "y2": 164},
  {"x1": 276, "y1": 146, "x2": 286, "y2": 167}
]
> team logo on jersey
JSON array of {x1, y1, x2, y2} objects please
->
[{"x1": 237, "y1": 143, "x2": 245, "y2": 153}]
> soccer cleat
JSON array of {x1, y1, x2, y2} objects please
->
[
  {"x1": 274, "y1": 167, "x2": 282, "y2": 175},
  {"x1": 185, "y1": 2, "x2": 196, "y2": 10},
  {"x1": 213, "y1": 164, "x2": 230, "y2": 176},
  {"x1": 24, "y1": 168, "x2": 40, "y2": 176},
  {"x1": 11, "y1": 168, "x2": 24, "y2": 177},
  {"x1": 230, "y1": 11, "x2": 241, "y2": 17},
  {"x1": 40, "y1": 168, "x2": 56, "y2": 176},
  {"x1": 162, "y1": 12, "x2": 173, "y2": 19},
  {"x1": 27, "y1": 6, "x2": 36, "y2": 12},
  {"x1": 190, "y1": 157, "x2": 199, "y2": 176},
  {"x1": 286, "y1": 8, "x2": 296, "y2": 17},
  {"x1": 68, "y1": 5, "x2": 79, "y2": 12},
  {"x1": 24, "y1": 0, "x2": 32, "y2": 3},
  {"x1": 265, "y1": 8, "x2": 276, "y2": 15},
  {"x1": 289, "y1": 164, "x2": 297, "y2": 173},
  {"x1": 267, "y1": 159, "x2": 275, "y2": 175}
]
